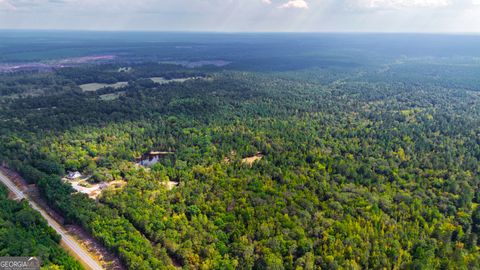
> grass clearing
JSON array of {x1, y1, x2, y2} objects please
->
[
  {"x1": 99, "y1": 91, "x2": 126, "y2": 101},
  {"x1": 79, "y1": 82, "x2": 128, "y2": 92},
  {"x1": 150, "y1": 76, "x2": 203, "y2": 84}
]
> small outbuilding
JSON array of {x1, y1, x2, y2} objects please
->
[{"x1": 67, "y1": 171, "x2": 82, "y2": 180}]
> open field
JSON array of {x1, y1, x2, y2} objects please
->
[
  {"x1": 159, "y1": 60, "x2": 231, "y2": 68},
  {"x1": 80, "y1": 82, "x2": 128, "y2": 92},
  {"x1": 100, "y1": 92, "x2": 126, "y2": 101},
  {"x1": 149, "y1": 76, "x2": 202, "y2": 84}
]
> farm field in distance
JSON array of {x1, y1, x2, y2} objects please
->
[{"x1": 0, "y1": 31, "x2": 479, "y2": 269}]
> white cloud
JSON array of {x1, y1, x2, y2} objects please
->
[
  {"x1": 0, "y1": 0, "x2": 16, "y2": 10},
  {"x1": 279, "y1": 0, "x2": 309, "y2": 9},
  {"x1": 352, "y1": 0, "x2": 452, "y2": 9},
  {"x1": 1, "y1": 0, "x2": 480, "y2": 31}
]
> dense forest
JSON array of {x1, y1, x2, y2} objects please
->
[
  {"x1": 0, "y1": 185, "x2": 83, "y2": 269},
  {"x1": 0, "y1": 33, "x2": 480, "y2": 269}
]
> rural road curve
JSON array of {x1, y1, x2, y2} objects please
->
[{"x1": 0, "y1": 170, "x2": 104, "y2": 270}]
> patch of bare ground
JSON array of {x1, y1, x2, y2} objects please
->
[
  {"x1": 241, "y1": 152, "x2": 264, "y2": 166},
  {"x1": 65, "y1": 225, "x2": 125, "y2": 270},
  {"x1": 165, "y1": 181, "x2": 179, "y2": 190},
  {"x1": 64, "y1": 177, "x2": 127, "y2": 200},
  {"x1": 109, "y1": 180, "x2": 127, "y2": 189},
  {"x1": 1, "y1": 164, "x2": 29, "y2": 188}
]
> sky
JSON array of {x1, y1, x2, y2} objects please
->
[{"x1": 0, "y1": 0, "x2": 479, "y2": 32}]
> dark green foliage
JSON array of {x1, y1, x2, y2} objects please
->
[
  {"x1": 0, "y1": 185, "x2": 83, "y2": 269},
  {"x1": 0, "y1": 38, "x2": 480, "y2": 269}
]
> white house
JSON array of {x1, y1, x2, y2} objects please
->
[{"x1": 67, "y1": 171, "x2": 82, "y2": 180}]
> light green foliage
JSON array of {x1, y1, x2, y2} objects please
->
[
  {"x1": 0, "y1": 63, "x2": 479, "y2": 269},
  {"x1": 0, "y1": 186, "x2": 83, "y2": 269}
]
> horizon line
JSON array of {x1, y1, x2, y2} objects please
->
[{"x1": 1, "y1": 28, "x2": 480, "y2": 35}]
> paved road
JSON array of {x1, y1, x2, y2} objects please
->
[{"x1": 0, "y1": 171, "x2": 104, "y2": 270}]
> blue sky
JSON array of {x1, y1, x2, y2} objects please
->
[{"x1": 0, "y1": 0, "x2": 479, "y2": 32}]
